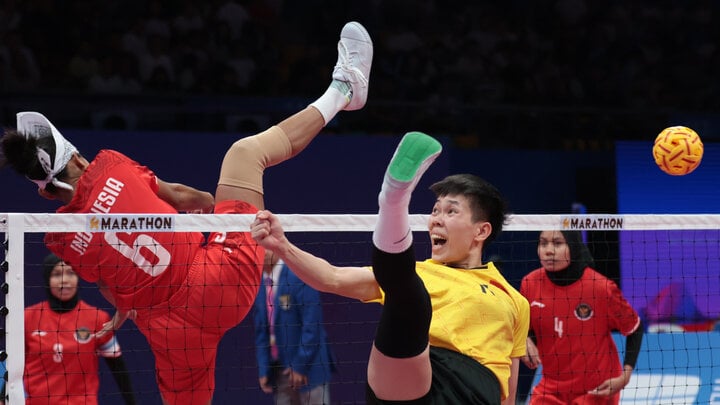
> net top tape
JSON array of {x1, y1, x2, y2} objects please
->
[{"x1": 1, "y1": 213, "x2": 719, "y2": 232}]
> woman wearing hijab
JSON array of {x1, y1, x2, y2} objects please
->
[
  {"x1": 24, "y1": 253, "x2": 136, "y2": 404},
  {"x1": 520, "y1": 231, "x2": 644, "y2": 405}
]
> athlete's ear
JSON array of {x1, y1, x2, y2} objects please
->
[{"x1": 474, "y1": 221, "x2": 492, "y2": 242}]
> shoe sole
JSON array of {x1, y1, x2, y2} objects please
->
[{"x1": 388, "y1": 132, "x2": 442, "y2": 183}]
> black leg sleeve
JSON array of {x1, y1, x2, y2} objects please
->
[{"x1": 372, "y1": 246, "x2": 432, "y2": 358}]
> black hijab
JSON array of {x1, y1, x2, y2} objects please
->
[
  {"x1": 544, "y1": 231, "x2": 595, "y2": 287},
  {"x1": 43, "y1": 253, "x2": 79, "y2": 313}
]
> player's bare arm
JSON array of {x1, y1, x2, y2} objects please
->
[
  {"x1": 252, "y1": 210, "x2": 380, "y2": 301},
  {"x1": 156, "y1": 179, "x2": 215, "y2": 213},
  {"x1": 503, "y1": 357, "x2": 520, "y2": 405}
]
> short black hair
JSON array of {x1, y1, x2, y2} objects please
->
[
  {"x1": 429, "y1": 174, "x2": 508, "y2": 245},
  {"x1": 0, "y1": 129, "x2": 69, "y2": 192}
]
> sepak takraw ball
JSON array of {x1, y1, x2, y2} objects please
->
[{"x1": 652, "y1": 126, "x2": 703, "y2": 175}]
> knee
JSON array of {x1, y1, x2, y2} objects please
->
[
  {"x1": 221, "y1": 136, "x2": 268, "y2": 177},
  {"x1": 224, "y1": 127, "x2": 292, "y2": 169},
  {"x1": 218, "y1": 137, "x2": 265, "y2": 193},
  {"x1": 226, "y1": 137, "x2": 260, "y2": 164}
]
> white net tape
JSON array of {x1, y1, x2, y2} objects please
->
[{"x1": 3, "y1": 213, "x2": 720, "y2": 233}]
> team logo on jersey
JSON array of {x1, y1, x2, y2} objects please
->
[
  {"x1": 574, "y1": 303, "x2": 593, "y2": 321},
  {"x1": 75, "y1": 327, "x2": 94, "y2": 343}
]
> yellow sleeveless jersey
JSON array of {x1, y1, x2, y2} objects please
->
[{"x1": 368, "y1": 259, "x2": 530, "y2": 399}]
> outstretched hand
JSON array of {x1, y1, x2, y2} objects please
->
[
  {"x1": 96, "y1": 309, "x2": 136, "y2": 338},
  {"x1": 251, "y1": 210, "x2": 287, "y2": 251}
]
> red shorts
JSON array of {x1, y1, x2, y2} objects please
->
[
  {"x1": 530, "y1": 381, "x2": 620, "y2": 405},
  {"x1": 134, "y1": 200, "x2": 264, "y2": 404}
]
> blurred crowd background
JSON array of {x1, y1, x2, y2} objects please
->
[{"x1": 1, "y1": 0, "x2": 719, "y2": 149}]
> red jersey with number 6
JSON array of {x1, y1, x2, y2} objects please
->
[{"x1": 45, "y1": 150, "x2": 204, "y2": 311}]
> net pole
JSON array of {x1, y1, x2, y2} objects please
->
[{"x1": 6, "y1": 214, "x2": 26, "y2": 405}]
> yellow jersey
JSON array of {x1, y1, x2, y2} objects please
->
[{"x1": 368, "y1": 259, "x2": 530, "y2": 400}]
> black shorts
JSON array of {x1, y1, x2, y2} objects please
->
[{"x1": 366, "y1": 346, "x2": 501, "y2": 405}]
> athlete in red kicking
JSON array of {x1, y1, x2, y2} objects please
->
[{"x1": 1, "y1": 21, "x2": 373, "y2": 405}]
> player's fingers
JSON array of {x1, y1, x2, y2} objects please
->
[
  {"x1": 95, "y1": 321, "x2": 113, "y2": 338},
  {"x1": 250, "y1": 222, "x2": 268, "y2": 238},
  {"x1": 589, "y1": 382, "x2": 612, "y2": 396},
  {"x1": 251, "y1": 216, "x2": 272, "y2": 231}
]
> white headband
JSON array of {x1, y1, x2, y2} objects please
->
[{"x1": 16, "y1": 111, "x2": 78, "y2": 191}]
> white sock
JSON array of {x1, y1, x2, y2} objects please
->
[
  {"x1": 309, "y1": 82, "x2": 350, "y2": 126},
  {"x1": 372, "y1": 178, "x2": 413, "y2": 253}
]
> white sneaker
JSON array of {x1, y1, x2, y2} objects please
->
[{"x1": 333, "y1": 21, "x2": 373, "y2": 111}]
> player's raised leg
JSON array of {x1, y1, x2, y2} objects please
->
[
  {"x1": 367, "y1": 132, "x2": 442, "y2": 401},
  {"x1": 215, "y1": 21, "x2": 373, "y2": 209}
]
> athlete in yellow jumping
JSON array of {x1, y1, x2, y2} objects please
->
[{"x1": 252, "y1": 131, "x2": 530, "y2": 405}]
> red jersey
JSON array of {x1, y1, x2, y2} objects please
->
[
  {"x1": 520, "y1": 267, "x2": 640, "y2": 395},
  {"x1": 24, "y1": 300, "x2": 122, "y2": 405},
  {"x1": 45, "y1": 150, "x2": 204, "y2": 310}
]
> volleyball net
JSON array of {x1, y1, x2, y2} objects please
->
[{"x1": 2, "y1": 213, "x2": 719, "y2": 404}]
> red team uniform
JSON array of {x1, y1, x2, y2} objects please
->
[
  {"x1": 521, "y1": 267, "x2": 641, "y2": 404},
  {"x1": 24, "y1": 300, "x2": 121, "y2": 405},
  {"x1": 44, "y1": 150, "x2": 264, "y2": 404}
]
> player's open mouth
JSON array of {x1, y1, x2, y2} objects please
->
[{"x1": 431, "y1": 234, "x2": 447, "y2": 246}]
